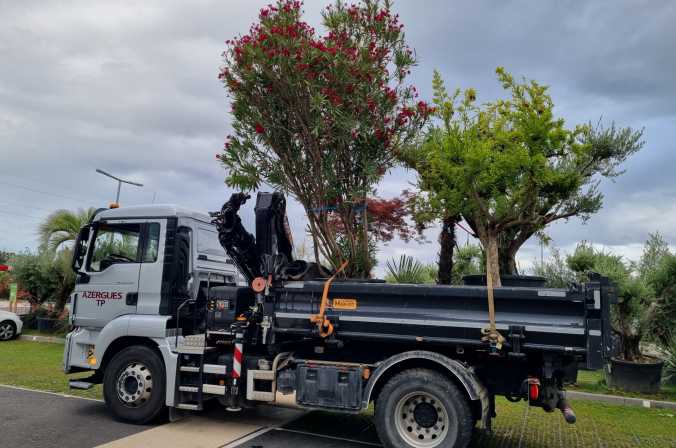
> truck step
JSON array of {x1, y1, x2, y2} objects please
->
[
  {"x1": 202, "y1": 384, "x2": 226, "y2": 395},
  {"x1": 203, "y1": 364, "x2": 227, "y2": 375},
  {"x1": 178, "y1": 364, "x2": 226, "y2": 374},
  {"x1": 178, "y1": 386, "x2": 199, "y2": 393},
  {"x1": 175, "y1": 403, "x2": 201, "y2": 411}
]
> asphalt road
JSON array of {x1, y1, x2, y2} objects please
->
[
  {"x1": 0, "y1": 386, "x2": 152, "y2": 448},
  {"x1": 240, "y1": 411, "x2": 382, "y2": 447},
  {"x1": 0, "y1": 386, "x2": 379, "y2": 448},
  {"x1": 239, "y1": 428, "x2": 380, "y2": 447}
]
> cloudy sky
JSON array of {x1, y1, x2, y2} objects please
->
[{"x1": 1, "y1": 0, "x2": 675, "y2": 274}]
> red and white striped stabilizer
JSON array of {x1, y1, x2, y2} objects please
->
[{"x1": 232, "y1": 342, "x2": 243, "y2": 378}]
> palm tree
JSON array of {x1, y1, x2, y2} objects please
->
[
  {"x1": 36, "y1": 208, "x2": 96, "y2": 312},
  {"x1": 39, "y1": 208, "x2": 97, "y2": 252}
]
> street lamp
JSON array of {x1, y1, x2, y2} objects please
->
[{"x1": 95, "y1": 168, "x2": 144, "y2": 205}]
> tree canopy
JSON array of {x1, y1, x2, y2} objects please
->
[
  {"x1": 404, "y1": 68, "x2": 644, "y2": 286},
  {"x1": 39, "y1": 208, "x2": 97, "y2": 253},
  {"x1": 218, "y1": 0, "x2": 431, "y2": 277}
]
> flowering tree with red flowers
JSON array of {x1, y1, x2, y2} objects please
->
[{"x1": 218, "y1": 0, "x2": 431, "y2": 277}]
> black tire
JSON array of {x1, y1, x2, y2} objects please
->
[
  {"x1": 375, "y1": 368, "x2": 473, "y2": 448},
  {"x1": 103, "y1": 345, "x2": 166, "y2": 424},
  {"x1": 0, "y1": 320, "x2": 17, "y2": 341}
]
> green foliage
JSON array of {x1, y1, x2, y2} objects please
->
[
  {"x1": 39, "y1": 208, "x2": 97, "y2": 252},
  {"x1": 558, "y1": 238, "x2": 670, "y2": 361},
  {"x1": 12, "y1": 251, "x2": 60, "y2": 305},
  {"x1": 452, "y1": 243, "x2": 483, "y2": 285},
  {"x1": 532, "y1": 248, "x2": 576, "y2": 288},
  {"x1": 11, "y1": 249, "x2": 74, "y2": 311},
  {"x1": 218, "y1": 0, "x2": 430, "y2": 277},
  {"x1": 638, "y1": 233, "x2": 671, "y2": 284},
  {"x1": 663, "y1": 336, "x2": 676, "y2": 385},
  {"x1": 647, "y1": 253, "x2": 676, "y2": 346},
  {"x1": 385, "y1": 255, "x2": 436, "y2": 284},
  {"x1": 404, "y1": 68, "x2": 644, "y2": 281},
  {"x1": 535, "y1": 234, "x2": 676, "y2": 361}
]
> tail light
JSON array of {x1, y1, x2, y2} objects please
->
[{"x1": 527, "y1": 378, "x2": 540, "y2": 401}]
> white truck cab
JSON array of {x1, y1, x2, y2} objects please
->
[{"x1": 64, "y1": 204, "x2": 241, "y2": 422}]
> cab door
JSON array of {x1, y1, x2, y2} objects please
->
[{"x1": 73, "y1": 220, "x2": 144, "y2": 328}]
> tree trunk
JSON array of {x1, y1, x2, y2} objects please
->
[
  {"x1": 499, "y1": 249, "x2": 518, "y2": 276},
  {"x1": 623, "y1": 334, "x2": 642, "y2": 362},
  {"x1": 438, "y1": 216, "x2": 457, "y2": 285}
]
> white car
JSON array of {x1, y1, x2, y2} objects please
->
[{"x1": 0, "y1": 310, "x2": 22, "y2": 341}]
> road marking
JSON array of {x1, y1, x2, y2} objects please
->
[
  {"x1": 219, "y1": 427, "x2": 274, "y2": 447},
  {"x1": 0, "y1": 383, "x2": 103, "y2": 402},
  {"x1": 273, "y1": 428, "x2": 382, "y2": 447},
  {"x1": 97, "y1": 408, "x2": 304, "y2": 448}
]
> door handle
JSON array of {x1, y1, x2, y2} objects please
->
[{"x1": 126, "y1": 292, "x2": 138, "y2": 306}]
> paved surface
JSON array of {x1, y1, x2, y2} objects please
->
[
  {"x1": 4, "y1": 385, "x2": 675, "y2": 448},
  {"x1": 238, "y1": 428, "x2": 380, "y2": 447},
  {"x1": 99, "y1": 404, "x2": 303, "y2": 448},
  {"x1": 0, "y1": 386, "x2": 150, "y2": 448}
]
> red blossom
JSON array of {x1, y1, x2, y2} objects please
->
[{"x1": 255, "y1": 123, "x2": 265, "y2": 134}]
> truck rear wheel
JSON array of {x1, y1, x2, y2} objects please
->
[
  {"x1": 375, "y1": 369, "x2": 473, "y2": 448},
  {"x1": 103, "y1": 345, "x2": 166, "y2": 424}
]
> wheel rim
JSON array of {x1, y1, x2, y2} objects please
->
[
  {"x1": 0, "y1": 323, "x2": 14, "y2": 340},
  {"x1": 394, "y1": 391, "x2": 449, "y2": 448},
  {"x1": 116, "y1": 362, "x2": 153, "y2": 407}
]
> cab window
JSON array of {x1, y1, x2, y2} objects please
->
[
  {"x1": 143, "y1": 223, "x2": 160, "y2": 262},
  {"x1": 88, "y1": 223, "x2": 141, "y2": 272}
]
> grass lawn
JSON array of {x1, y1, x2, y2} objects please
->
[
  {"x1": 571, "y1": 369, "x2": 676, "y2": 403},
  {"x1": 0, "y1": 339, "x2": 102, "y2": 400},
  {"x1": 1, "y1": 339, "x2": 675, "y2": 446}
]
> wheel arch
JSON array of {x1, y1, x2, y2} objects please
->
[
  {"x1": 99, "y1": 336, "x2": 164, "y2": 374},
  {"x1": 364, "y1": 350, "x2": 490, "y2": 428}
]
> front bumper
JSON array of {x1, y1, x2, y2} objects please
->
[{"x1": 63, "y1": 327, "x2": 99, "y2": 373}]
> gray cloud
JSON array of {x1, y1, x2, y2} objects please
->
[{"x1": 1, "y1": 0, "x2": 674, "y2": 276}]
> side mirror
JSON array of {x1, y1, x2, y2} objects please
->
[{"x1": 71, "y1": 224, "x2": 92, "y2": 272}]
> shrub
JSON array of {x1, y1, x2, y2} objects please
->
[{"x1": 385, "y1": 255, "x2": 436, "y2": 284}]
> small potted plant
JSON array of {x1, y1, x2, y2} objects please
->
[{"x1": 568, "y1": 242, "x2": 663, "y2": 394}]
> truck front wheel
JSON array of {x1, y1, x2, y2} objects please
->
[
  {"x1": 375, "y1": 369, "x2": 473, "y2": 448},
  {"x1": 103, "y1": 345, "x2": 166, "y2": 424}
]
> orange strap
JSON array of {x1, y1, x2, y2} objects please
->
[{"x1": 310, "y1": 260, "x2": 348, "y2": 337}]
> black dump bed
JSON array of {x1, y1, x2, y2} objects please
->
[
  {"x1": 271, "y1": 276, "x2": 612, "y2": 369},
  {"x1": 210, "y1": 192, "x2": 613, "y2": 370}
]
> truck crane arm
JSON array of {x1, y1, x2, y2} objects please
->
[{"x1": 210, "y1": 193, "x2": 261, "y2": 283}]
